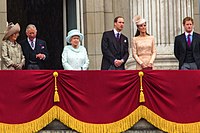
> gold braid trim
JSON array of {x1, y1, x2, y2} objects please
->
[{"x1": 0, "y1": 106, "x2": 200, "y2": 133}]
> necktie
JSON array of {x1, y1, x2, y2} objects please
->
[
  {"x1": 187, "y1": 34, "x2": 191, "y2": 47},
  {"x1": 31, "y1": 41, "x2": 34, "y2": 48},
  {"x1": 116, "y1": 33, "x2": 120, "y2": 41}
]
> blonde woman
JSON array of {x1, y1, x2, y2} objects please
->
[{"x1": 1, "y1": 22, "x2": 25, "y2": 70}]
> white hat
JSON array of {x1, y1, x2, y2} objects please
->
[
  {"x1": 133, "y1": 15, "x2": 146, "y2": 25},
  {"x1": 2, "y1": 22, "x2": 20, "y2": 41},
  {"x1": 66, "y1": 29, "x2": 84, "y2": 43}
]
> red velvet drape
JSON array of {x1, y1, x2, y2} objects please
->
[
  {"x1": 0, "y1": 70, "x2": 55, "y2": 123},
  {"x1": 142, "y1": 70, "x2": 200, "y2": 123},
  {"x1": 57, "y1": 70, "x2": 140, "y2": 123},
  {"x1": 0, "y1": 70, "x2": 200, "y2": 125}
]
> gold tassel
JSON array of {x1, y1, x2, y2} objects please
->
[
  {"x1": 53, "y1": 71, "x2": 60, "y2": 102},
  {"x1": 140, "y1": 91, "x2": 145, "y2": 103},
  {"x1": 138, "y1": 71, "x2": 145, "y2": 103}
]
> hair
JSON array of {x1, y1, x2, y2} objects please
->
[
  {"x1": 114, "y1": 16, "x2": 124, "y2": 23},
  {"x1": 183, "y1": 17, "x2": 194, "y2": 25},
  {"x1": 134, "y1": 26, "x2": 150, "y2": 37},
  {"x1": 26, "y1": 24, "x2": 37, "y2": 33}
]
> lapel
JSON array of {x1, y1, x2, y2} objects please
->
[
  {"x1": 181, "y1": 33, "x2": 187, "y2": 51},
  {"x1": 23, "y1": 39, "x2": 31, "y2": 58},
  {"x1": 119, "y1": 34, "x2": 125, "y2": 52},
  {"x1": 35, "y1": 39, "x2": 38, "y2": 51},
  {"x1": 25, "y1": 39, "x2": 31, "y2": 49},
  {"x1": 110, "y1": 30, "x2": 119, "y2": 51},
  {"x1": 192, "y1": 32, "x2": 197, "y2": 51},
  {"x1": 35, "y1": 39, "x2": 40, "y2": 52}
]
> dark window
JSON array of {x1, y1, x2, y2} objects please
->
[{"x1": 7, "y1": 0, "x2": 65, "y2": 69}]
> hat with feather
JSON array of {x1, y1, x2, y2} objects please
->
[{"x1": 2, "y1": 22, "x2": 20, "y2": 41}]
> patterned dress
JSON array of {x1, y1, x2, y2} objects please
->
[
  {"x1": 132, "y1": 36, "x2": 156, "y2": 70},
  {"x1": 1, "y1": 40, "x2": 25, "y2": 70}
]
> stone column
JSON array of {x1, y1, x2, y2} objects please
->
[
  {"x1": 0, "y1": 0, "x2": 7, "y2": 70},
  {"x1": 83, "y1": 0, "x2": 105, "y2": 70},
  {"x1": 194, "y1": 0, "x2": 200, "y2": 32}
]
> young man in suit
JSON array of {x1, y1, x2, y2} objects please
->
[
  {"x1": 20, "y1": 24, "x2": 48, "y2": 69},
  {"x1": 101, "y1": 16, "x2": 129, "y2": 70},
  {"x1": 174, "y1": 17, "x2": 200, "y2": 70}
]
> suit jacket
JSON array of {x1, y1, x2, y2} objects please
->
[
  {"x1": 174, "y1": 32, "x2": 200, "y2": 69},
  {"x1": 101, "y1": 30, "x2": 129, "y2": 70},
  {"x1": 20, "y1": 38, "x2": 48, "y2": 69}
]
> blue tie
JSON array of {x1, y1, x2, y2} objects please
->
[{"x1": 116, "y1": 33, "x2": 120, "y2": 41}]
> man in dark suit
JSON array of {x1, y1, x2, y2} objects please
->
[
  {"x1": 20, "y1": 24, "x2": 48, "y2": 69},
  {"x1": 101, "y1": 16, "x2": 129, "y2": 70},
  {"x1": 174, "y1": 17, "x2": 200, "y2": 70}
]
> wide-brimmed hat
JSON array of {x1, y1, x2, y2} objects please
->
[
  {"x1": 133, "y1": 15, "x2": 146, "y2": 26},
  {"x1": 66, "y1": 29, "x2": 84, "y2": 43},
  {"x1": 2, "y1": 22, "x2": 20, "y2": 41}
]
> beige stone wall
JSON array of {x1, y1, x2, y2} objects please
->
[
  {"x1": 83, "y1": 0, "x2": 131, "y2": 70},
  {"x1": 194, "y1": 0, "x2": 200, "y2": 33},
  {"x1": 0, "y1": 0, "x2": 7, "y2": 70},
  {"x1": 83, "y1": 0, "x2": 104, "y2": 70},
  {"x1": 0, "y1": 0, "x2": 6, "y2": 37}
]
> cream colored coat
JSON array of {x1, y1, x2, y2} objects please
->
[
  {"x1": 1, "y1": 40, "x2": 25, "y2": 70},
  {"x1": 132, "y1": 36, "x2": 156, "y2": 70}
]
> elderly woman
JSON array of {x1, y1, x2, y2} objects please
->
[
  {"x1": 62, "y1": 29, "x2": 89, "y2": 70},
  {"x1": 132, "y1": 16, "x2": 156, "y2": 70},
  {"x1": 1, "y1": 22, "x2": 25, "y2": 70}
]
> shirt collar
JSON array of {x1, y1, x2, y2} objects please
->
[
  {"x1": 113, "y1": 28, "x2": 121, "y2": 35},
  {"x1": 185, "y1": 31, "x2": 193, "y2": 36},
  {"x1": 27, "y1": 38, "x2": 36, "y2": 43}
]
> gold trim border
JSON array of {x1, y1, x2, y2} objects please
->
[{"x1": 0, "y1": 105, "x2": 200, "y2": 133}]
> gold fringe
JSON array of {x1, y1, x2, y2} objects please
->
[
  {"x1": 139, "y1": 105, "x2": 200, "y2": 133},
  {"x1": 138, "y1": 71, "x2": 145, "y2": 102},
  {"x1": 0, "y1": 106, "x2": 57, "y2": 133},
  {"x1": 1, "y1": 106, "x2": 200, "y2": 133},
  {"x1": 58, "y1": 106, "x2": 200, "y2": 133},
  {"x1": 53, "y1": 71, "x2": 60, "y2": 102}
]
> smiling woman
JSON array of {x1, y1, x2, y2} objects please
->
[
  {"x1": 62, "y1": 29, "x2": 89, "y2": 70},
  {"x1": 1, "y1": 22, "x2": 25, "y2": 70}
]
